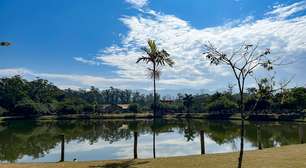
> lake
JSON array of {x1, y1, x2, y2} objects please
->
[{"x1": 0, "y1": 119, "x2": 305, "y2": 163}]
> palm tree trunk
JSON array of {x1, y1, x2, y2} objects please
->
[{"x1": 153, "y1": 63, "x2": 157, "y2": 118}]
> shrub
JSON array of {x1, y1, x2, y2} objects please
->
[
  {"x1": 206, "y1": 97, "x2": 238, "y2": 113},
  {"x1": 128, "y1": 103, "x2": 138, "y2": 113},
  {"x1": 14, "y1": 98, "x2": 49, "y2": 116},
  {"x1": 0, "y1": 106, "x2": 8, "y2": 116}
]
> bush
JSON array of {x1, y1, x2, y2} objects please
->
[
  {"x1": 14, "y1": 98, "x2": 49, "y2": 116},
  {"x1": 0, "y1": 106, "x2": 8, "y2": 116},
  {"x1": 83, "y1": 104, "x2": 94, "y2": 113},
  {"x1": 206, "y1": 97, "x2": 238, "y2": 113},
  {"x1": 128, "y1": 103, "x2": 138, "y2": 113}
]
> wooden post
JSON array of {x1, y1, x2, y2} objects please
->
[
  {"x1": 200, "y1": 130, "x2": 205, "y2": 155},
  {"x1": 257, "y1": 125, "x2": 262, "y2": 150},
  {"x1": 60, "y1": 134, "x2": 65, "y2": 162},
  {"x1": 299, "y1": 126, "x2": 304, "y2": 144},
  {"x1": 153, "y1": 131, "x2": 156, "y2": 159},
  {"x1": 134, "y1": 131, "x2": 138, "y2": 159}
]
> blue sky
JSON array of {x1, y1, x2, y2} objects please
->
[{"x1": 1, "y1": 0, "x2": 306, "y2": 92}]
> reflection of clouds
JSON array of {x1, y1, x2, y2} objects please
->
[{"x1": 17, "y1": 130, "x2": 257, "y2": 162}]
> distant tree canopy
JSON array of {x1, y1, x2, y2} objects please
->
[
  {"x1": 0, "y1": 76, "x2": 305, "y2": 117},
  {"x1": 0, "y1": 76, "x2": 155, "y2": 116}
]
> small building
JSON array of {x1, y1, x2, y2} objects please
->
[{"x1": 97, "y1": 104, "x2": 129, "y2": 113}]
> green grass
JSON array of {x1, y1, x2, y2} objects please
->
[{"x1": 2, "y1": 144, "x2": 306, "y2": 168}]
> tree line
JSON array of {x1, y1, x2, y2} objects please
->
[
  {"x1": 0, "y1": 75, "x2": 156, "y2": 116},
  {"x1": 0, "y1": 75, "x2": 305, "y2": 117}
]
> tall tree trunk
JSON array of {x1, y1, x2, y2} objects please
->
[
  {"x1": 134, "y1": 131, "x2": 138, "y2": 159},
  {"x1": 200, "y1": 130, "x2": 205, "y2": 155},
  {"x1": 153, "y1": 63, "x2": 157, "y2": 118},
  {"x1": 238, "y1": 88, "x2": 245, "y2": 168},
  {"x1": 238, "y1": 119, "x2": 245, "y2": 168}
]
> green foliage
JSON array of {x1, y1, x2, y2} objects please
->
[
  {"x1": 206, "y1": 96, "x2": 238, "y2": 112},
  {"x1": 128, "y1": 103, "x2": 139, "y2": 113},
  {"x1": 183, "y1": 94, "x2": 193, "y2": 113},
  {"x1": 14, "y1": 98, "x2": 49, "y2": 116},
  {"x1": 0, "y1": 76, "x2": 306, "y2": 117},
  {"x1": 0, "y1": 106, "x2": 8, "y2": 116}
]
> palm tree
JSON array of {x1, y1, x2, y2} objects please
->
[
  {"x1": 136, "y1": 39, "x2": 174, "y2": 118},
  {"x1": 183, "y1": 94, "x2": 193, "y2": 114}
]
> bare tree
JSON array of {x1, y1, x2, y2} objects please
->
[{"x1": 203, "y1": 42, "x2": 281, "y2": 168}]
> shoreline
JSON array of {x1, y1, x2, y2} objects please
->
[
  {"x1": 1, "y1": 113, "x2": 305, "y2": 123},
  {"x1": 1, "y1": 144, "x2": 306, "y2": 168}
]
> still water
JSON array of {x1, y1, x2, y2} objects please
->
[{"x1": 0, "y1": 119, "x2": 305, "y2": 163}]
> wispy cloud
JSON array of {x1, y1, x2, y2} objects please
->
[
  {"x1": 0, "y1": 68, "x2": 210, "y2": 90},
  {"x1": 74, "y1": 57, "x2": 101, "y2": 66},
  {"x1": 92, "y1": 1, "x2": 306, "y2": 89},
  {"x1": 125, "y1": 0, "x2": 148, "y2": 9},
  {"x1": 266, "y1": 1, "x2": 306, "y2": 19}
]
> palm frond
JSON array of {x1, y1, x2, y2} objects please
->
[
  {"x1": 136, "y1": 56, "x2": 152, "y2": 64},
  {"x1": 147, "y1": 39, "x2": 157, "y2": 53},
  {"x1": 147, "y1": 68, "x2": 161, "y2": 80}
]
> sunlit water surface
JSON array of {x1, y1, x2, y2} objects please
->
[{"x1": 0, "y1": 119, "x2": 304, "y2": 163}]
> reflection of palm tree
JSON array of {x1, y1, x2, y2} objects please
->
[
  {"x1": 136, "y1": 39, "x2": 174, "y2": 118},
  {"x1": 184, "y1": 119, "x2": 196, "y2": 141}
]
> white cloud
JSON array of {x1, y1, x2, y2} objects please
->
[
  {"x1": 93, "y1": 1, "x2": 306, "y2": 89},
  {"x1": 74, "y1": 57, "x2": 100, "y2": 66},
  {"x1": 5, "y1": 2, "x2": 306, "y2": 91},
  {"x1": 125, "y1": 0, "x2": 148, "y2": 9},
  {"x1": 266, "y1": 1, "x2": 306, "y2": 19},
  {"x1": 0, "y1": 68, "x2": 208, "y2": 90}
]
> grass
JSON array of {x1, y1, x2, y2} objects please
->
[{"x1": 2, "y1": 144, "x2": 306, "y2": 168}]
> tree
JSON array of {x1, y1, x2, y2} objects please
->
[
  {"x1": 204, "y1": 42, "x2": 278, "y2": 168},
  {"x1": 183, "y1": 94, "x2": 193, "y2": 113},
  {"x1": 136, "y1": 39, "x2": 174, "y2": 117}
]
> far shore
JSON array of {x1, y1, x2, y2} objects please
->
[
  {"x1": 1, "y1": 112, "x2": 306, "y2": 123},
  {"x1": 1, "y1": 144, "x2": 306, "y2": 168}
]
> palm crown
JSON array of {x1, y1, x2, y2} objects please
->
[{"x1": 136, "y1": 39, "x2": 174, "y2": 79}]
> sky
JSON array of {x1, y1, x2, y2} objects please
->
[{"x1": 1, "y1": 0, "x2": 306, "y2": 94}]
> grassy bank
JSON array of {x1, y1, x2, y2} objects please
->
[{"x1": 2, "y1": 144, "x2": 306, "y2": 168}]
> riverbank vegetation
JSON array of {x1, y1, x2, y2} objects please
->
[
  {"x1": 0, "y1": 76, "x2": 305, "y2": 120},
  {"x1": 0, "y1": 119, "x2": 305, "y2": 163}
]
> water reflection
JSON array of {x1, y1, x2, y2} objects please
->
[{"x1": 0, "y1": 119, "x2": 305, "y2": 163}]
